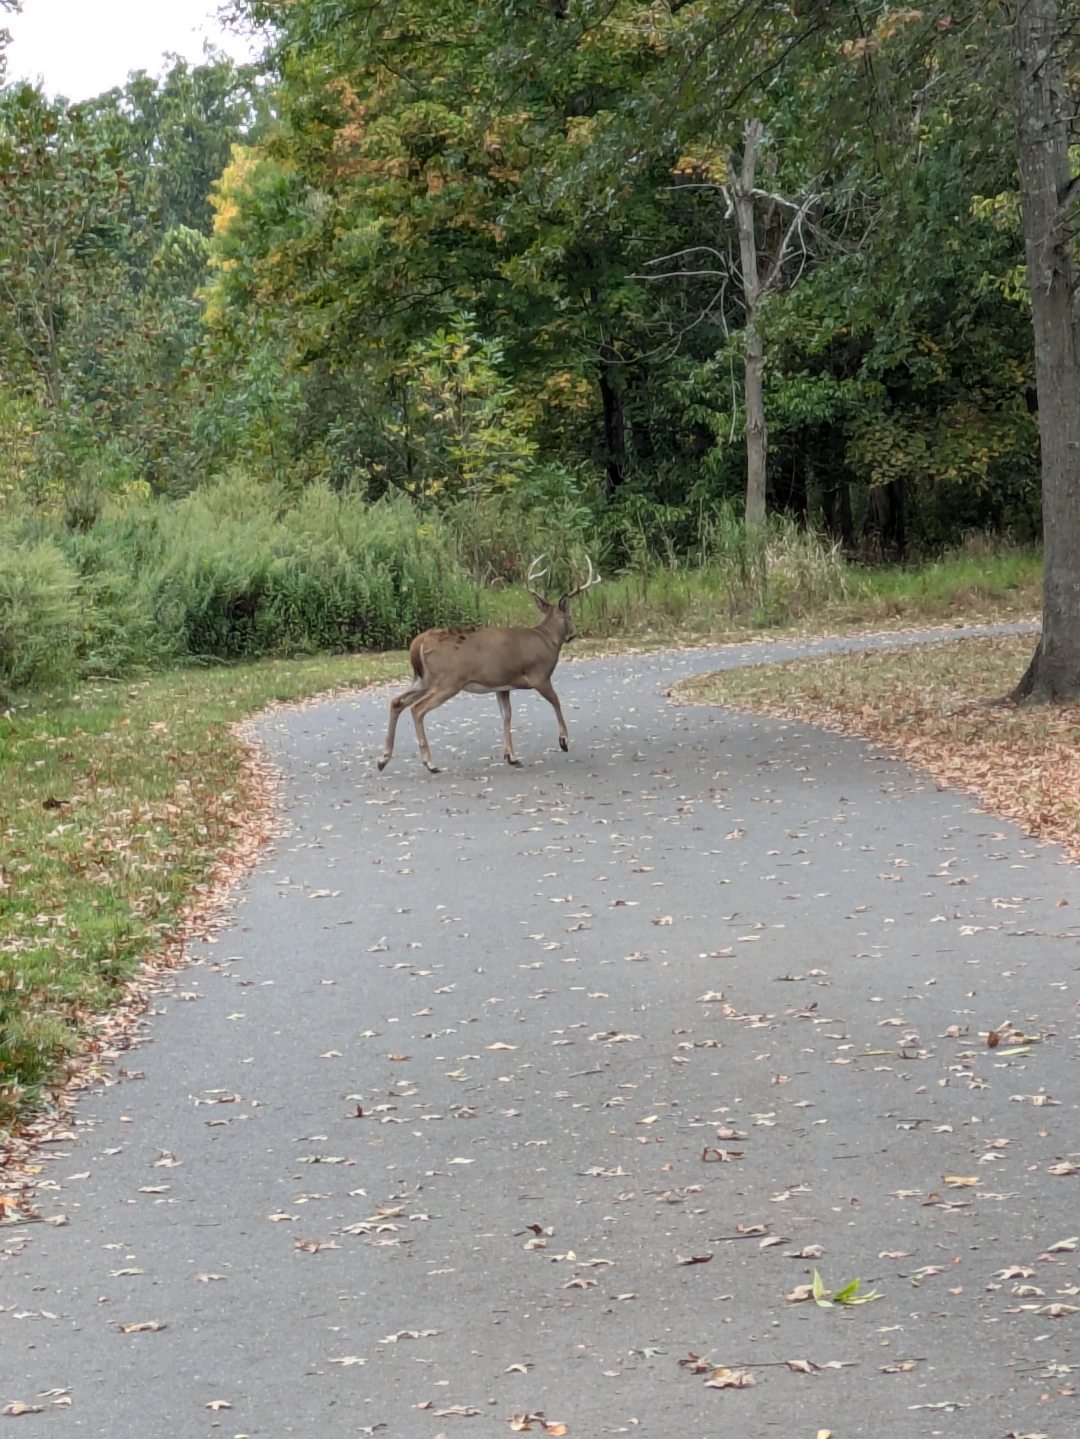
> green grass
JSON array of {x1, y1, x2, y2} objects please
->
[
  {"x1": 0, "y1": 543, "x2": 1044, "y2": 1133},
  {"x1": 482, "y1": 546, "x2": 1041, "y2": 644},
  {"x1": 0, "y1": 652, "x2": 407, "y2": 1131}
]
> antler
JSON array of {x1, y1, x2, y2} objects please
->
[
  {"x1": 525, "y1": 555, "x2": 550, "y2": 602},
  {"x1": 561, "y1": 555, "x2": 600, "y2": 602}
]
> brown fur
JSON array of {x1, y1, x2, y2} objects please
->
[{"x1": 379, "y1": 595, "x2": 581, "y2": 773}]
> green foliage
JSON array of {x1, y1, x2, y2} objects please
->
[
  {"x1": 0, "y1": 85, "x2": 131, "y2": 416},
  {"x1": 0, "y1": 0, "x2": 1049, "y2": 616},
  {"x1": 77, "y1": 54, "x2": 266, "y2": 237},
  {"x1": 0, "y1": 538, "x2": 81, "y2": 694},
  {"x1": 143, "y1": 477, "x2": 478, "y2": 656},
  {"x1": 394, "y1": 317, "x2": 539, "y2": 502},
  {"x1": 0, "y1": 480, "x2": 480, "y2": 685}
]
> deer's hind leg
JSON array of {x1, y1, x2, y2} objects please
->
[
  {"x1": 409, "y1": 684, "x2": 462, "y2": 774},
  {"x1": 378, "y1": 678, "x2": 427, "y2": 771},
  {"x1": 497, "y1": 690, "x2": 522, "y2": 766}
]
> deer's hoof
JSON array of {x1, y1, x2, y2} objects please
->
[
  {"x1": 425, "y1": 763, "x2": 441, "y2": 775},
  {"x1": 377, "y1": 757, "x2": 389, "y2": 772},
  {"x1": 559, "y1": 737, "x2": 569, "y2": 752},
  {"x1": 506, "y1": 755, "x2": 523, "y2": 767}
]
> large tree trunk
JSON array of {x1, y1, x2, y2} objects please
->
[
  {"x1": 1010, "y1": 0, "x2": 1080, "y2": 701},
  {"x1": 732, "y1": 119, "x2": 768, "y2": 528}
]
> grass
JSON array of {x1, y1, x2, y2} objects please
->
[
  {"x1": 483, "y1": 547, "x2": 1042, "y2": 646},
  {"x1": 0, "y1": 543, "x2": 1047, "y2": 1136},
  {"x1": 675, "y1": 632, "x2": 1080, "y2": 860},
  {"x1": 0, "y1": 652, "x2": 407, "y2": 1131}
]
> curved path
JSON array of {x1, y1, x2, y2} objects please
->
[{"x1": 5, "y1": 622, "x2": 1079, "y2": 1438}]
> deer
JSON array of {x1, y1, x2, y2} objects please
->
[{"x1": 378, "y1": 557, "x2": 600, "y2": 774}]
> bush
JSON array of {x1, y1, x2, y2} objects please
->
[{"x1": 0, "y1": 538, "x2": 82, "y2": 694}]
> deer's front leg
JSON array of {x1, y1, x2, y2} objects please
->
[
  {"x1": 497, "y1": 690, "x2": 522, "y2": 766},
  {"x1": 379, "y1": 681, "x2": 425, "y2": 771},
  {"x1": 532, "y1": 676, "x2": 570, "y2": 753}
]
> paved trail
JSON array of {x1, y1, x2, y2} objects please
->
[{"x1": 5, "y1": 623, "x2": 1079, "y2": 1439}]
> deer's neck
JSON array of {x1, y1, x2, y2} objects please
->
[{"x1": 534, "y1": 616, "x2": 564, "y2": 652}]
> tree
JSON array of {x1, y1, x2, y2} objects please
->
[
  {"x1": 78, "y1": 54, "x2": 265, "y2": 238},
  {"x1": 730, "y1": 120, "x2": 769, "y2": 528},
  {"x1": 1007, "y1": 0, "x2": 1080, "y2": 701},
  {"x1": 0, "y1": 86, "x2": 130, "y2": 411}
]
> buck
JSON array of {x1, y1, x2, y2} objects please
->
[{"x1": 378, "y1": 558, "x2": 600, "y2": 773}]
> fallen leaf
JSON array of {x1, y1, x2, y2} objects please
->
[
  {"x1": 704, "y1": 1367, "x2": 756, "y2": 1389},
  {"x1": 328, "y1": 1356, "x2": 367, "y2": 1366},
  {"x1": 205, "y1": 1401, "x2": 232, "y2": 1411},
  {"x1": 676, "y1": 1253, "x2": 713, "y2": 1266},
  {"x1": 1, "y1": 1402, "x2": 43, "y2": 1416},
  {"x1": 118, "y1": 1320, "x2": 165, "y2": 1333}
]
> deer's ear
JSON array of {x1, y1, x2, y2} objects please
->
[
  {"x1": 558, "y1": 595, "x2": 571, "y2": 613},
  {"x1": 531, "y1": 591, "x2": 551, "y2": 614}
]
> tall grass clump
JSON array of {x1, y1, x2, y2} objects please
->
[
  {"x1": 0, "y1": 476, "x2": 484, "y2": 688},
  {"x1": 553, "y1": 504, "x2": 850, "y2": 638},
  {"x1": 0, "y1": 537, "x2": 82, "y2": 694},
  {"x1": 136, "y1": 478, "x2": 481, "y2": 658}
]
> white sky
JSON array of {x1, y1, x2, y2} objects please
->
[{"x1": 3, "y1": 0, "x2": 263, "y2": 101}]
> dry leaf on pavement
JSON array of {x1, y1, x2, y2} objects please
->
[{"x1": 704, "y1": 1367, "x2": 756, "y2": 1389}]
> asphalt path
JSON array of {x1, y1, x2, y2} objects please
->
[{"x1": 5, "y1": 621, "x2": 1080, "y2": 1439}]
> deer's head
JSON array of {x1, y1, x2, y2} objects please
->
[{"x1": 526, "y1": 556, "x2": 599, "y2": 646}]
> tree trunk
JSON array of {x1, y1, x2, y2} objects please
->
[
  {"x1": 742, "y1": 329, "x2": 767, "y2": 526},
  {"x1": 1010, "y1": 0, "x2": 1080, "y2": 701},
  {"x1": 864, "y1": 478, "x2": 906, "y2": 559},
  {"x1": 776, "y1": 426, "x2": 808, "y2": 524},
  {"x1": 732, "y1": 119, "x2": 767, "y2": 528},
  {"x1": 813, "y1": 427, "x2": 854, "y2": 551},
  {"x1": 598, "y1": 341, "x2": 627, "y2": 502}
]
